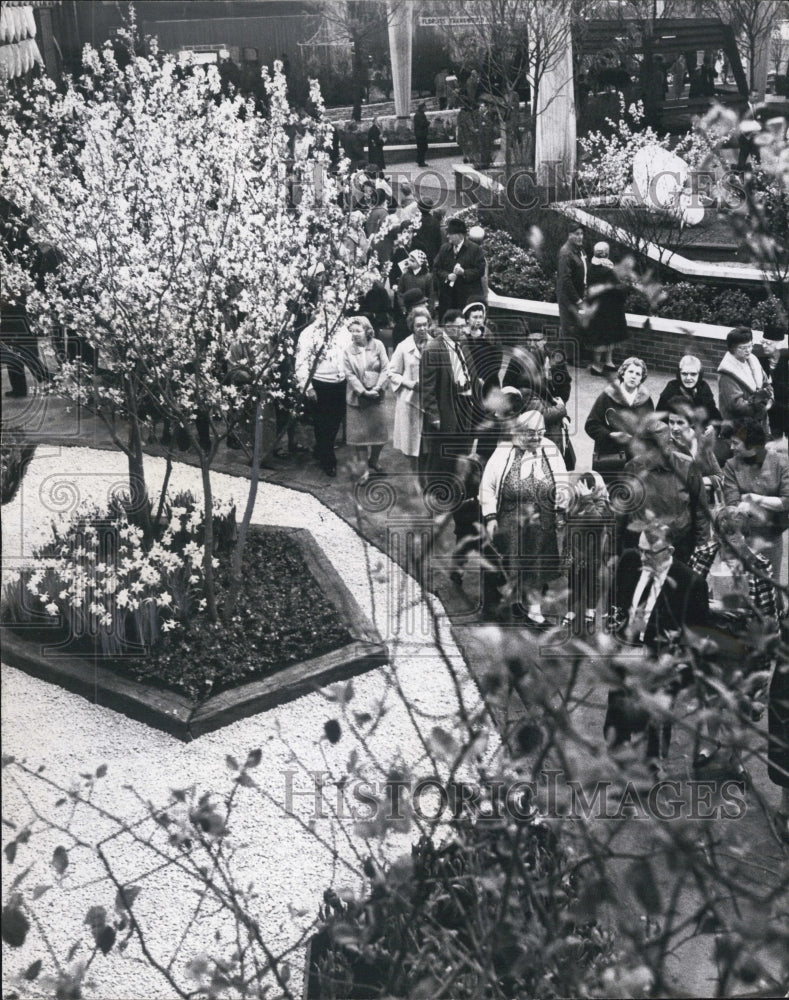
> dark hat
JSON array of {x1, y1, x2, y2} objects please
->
[
  {"x1": 762, "y1": 326, "x2": 788, "y2": 342},
  {"x1": 402, "y1": 288, "x2": 428, "y2": 311},
  {"x1": 417, "y1": 198, "x2": 435, "y2": 213},
  {"x1": 446, "y1": 217, "x2": 467, "y2": 235}
]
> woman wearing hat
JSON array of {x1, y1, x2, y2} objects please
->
[
  {"x1": 480, "y1": 408, "x2": 570, "y2": 626},
  {"x1": 585, "y1": 241, "x2": 630, "y2": 375},
  {"x1": 433, "y1": 217, "x2": 486, "y2": 317},
  {"x1": 397, "y1": 250, "x2": 433, "y2": 315}
]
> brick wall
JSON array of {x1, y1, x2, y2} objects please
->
[{"x1": 488, "y1": 302, "x2": 727, "y2": 374}]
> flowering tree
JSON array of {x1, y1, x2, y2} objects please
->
[{"x1": 0, "y1": 31, "x2": 376, "y2": 622}]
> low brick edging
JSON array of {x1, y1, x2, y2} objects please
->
[
  {"x1": 0, "y1": 526, "x2": 388, "y2": 740},
  {"x1": 487, "y1": 290, "x2": 760, "y2": 373}
]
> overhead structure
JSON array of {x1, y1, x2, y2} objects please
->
[
  {"x1": 535, "y1": 16, "x2": 576, "y2": 193},
  {"x1": 387, "y1": 0, "x2": 413, "y2": 120},
  {"x1": 0, "y1": 1, "x2": 50, "y2": 80}
]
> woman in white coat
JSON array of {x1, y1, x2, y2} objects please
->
[
  {"x1": 387, "y1": 306, "x2": 432, "y2": 471},
  {"x1": 480, "y1": 408, "x2": 569, "y2": 626}
]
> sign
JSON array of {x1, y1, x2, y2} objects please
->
[{"x1": 418, "y1": 15, "x2": 476, "y2": 27}]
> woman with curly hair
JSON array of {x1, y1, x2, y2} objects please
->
[{"x1": 584, "y1": 356, "x2": 654, "y2": 482}]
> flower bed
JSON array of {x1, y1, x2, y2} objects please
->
[{"x1": 2, "y1": 495, "x2": 388, "y2": 736}]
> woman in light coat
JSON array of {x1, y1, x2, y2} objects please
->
[
  {"x1": 480, "y1": 409, "x2": 569, "y2": 627},
  {"x1": 387, "y1": 306, "x2": 431, "y2": 471},
  {"x1": 343, "y1": 316, "x2": 390, "y2": 476}
]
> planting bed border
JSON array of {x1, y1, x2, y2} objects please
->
[{"x1": 1, "y1": 525, "x2": 388, "y2": 741}]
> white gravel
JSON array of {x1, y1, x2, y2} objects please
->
[{"x1": 1, "y1": 446, "x2": 494, "y2": 999}]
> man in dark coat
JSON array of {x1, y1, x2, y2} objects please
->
[
  {"x1": 410, "y1": 199, "x2": 443, "y2": 265},
  {"x1": 461, "y1": 300, "x2": 501, "y2": 461},
  {"x1": 421, "y1": 309, "x2": 479, "y2": 582},
  {"x1": 605, "y1": 526, "x2": 710, "y2": 766},
  {"x1": 758, "y1": 333, "x2": 789, "y2": 441},
  {"x1": 433, "y1": 217, "x2": 486, "y2": 317},
  {"x1": 503, "y1": 326, "x2": 575, "y2": 469},
  {"x1": 413, "y1": 103, "x2": 430, "y2": 167},
  {"x1": 656, "y1": 354, "x2": 721, "y2": 425},
  {"x1": 556, "y1": 223, "x2": 587, "y2": 343},
  {"x1": 341, "y1": 122, "x2": 366, "y2": 168}
]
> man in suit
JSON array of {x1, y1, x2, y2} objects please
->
[
  {"x1": 433, "y1": 217, "x2": 486, "y2": 318},
  {"x1": 503, "y1": 325, "x2": 574, "y2": 469},
  {"x1": 421, "y1": 309, "x2": 479, "y2": 584},
  {"x1": 604, "y1": 526, "x2": 710, "y2": 768}
]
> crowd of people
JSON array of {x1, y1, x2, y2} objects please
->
[
  {"x1": 3, "y1": 179, "x2": 788, "y2": 836},
  {"x1": 292, "y1": 210, "x2": 788, "y2": 830}
]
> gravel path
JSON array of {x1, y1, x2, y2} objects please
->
[{"x1": 1, "y1": 446, "x2": 494, "y2": 998}]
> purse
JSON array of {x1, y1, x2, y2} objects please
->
[{"x1": 592, "y1": 450, "x2": 627, "y2": 473}]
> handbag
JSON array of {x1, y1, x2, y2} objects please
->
[{"x1": 592, "y1": 450, "x2": 627, "y2": 473}]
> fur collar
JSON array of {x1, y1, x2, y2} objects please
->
[
  {"x1": 717, "y1": 350, "x2": 764, "y2": 390},
  {"x1": 604, "y1": 381, "x2": 651, "y2": 407}
]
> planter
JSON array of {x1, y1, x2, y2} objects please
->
[{"x1": 1, "y1": 525, "x2": 388, "y2": 740}]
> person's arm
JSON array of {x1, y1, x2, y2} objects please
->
[
  {"x1": 343, "y1": 348, "x2": 367, "y2": 396},
  {"x1": 480, "y1": 448, "x2": 505, "y2": 532},
  {"x1": 551, "y1": 358, "x2": 572, "y2": 404},
  {"x1": 584, "y1": 394, "x2": 614, "y2": 446},
  {"x1": 685, "y1": 574, "x2": 711, "y2": 629},
  {"x1": 373, "y1": 340, "x2": 389, "y2": 391},
  {"x1": 688, "y1": 464, "x2": 712, "y2": 554},
  {"x1": 700, "y1": 380, "x2": 721, "y2": 423},
  {"x1": 433, "y1": 244, "x2": 451, "y2": 285},
  {"x1": 387, "y1": 342, "x2": 406, "y2": 391},
  {"x1": 421, "y1": 343, "x2": 441, "y2": 429},
  {"x1": 718, "y1": 373, "x2": 753, "y2": 419},
  {"x1": 457, "y1": 245, "x2": 483, "y2": 286},
  {"x1": 743, "y1": 458, "x2": 789, "y2": 511},
  {"x1": 722, "y1": 461, "x2": 741, "y2": 507}
]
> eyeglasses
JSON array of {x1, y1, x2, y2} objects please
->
[{"x1": 638, "y1": 546, "x2": 670, "y2": 556}]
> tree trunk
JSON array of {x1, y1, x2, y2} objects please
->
[
  {"x1": 125, "y1": 379, "x2": 153, "y2": 547},
  {"x1": 352, "y1": 42, "x2": 364, "y2": 122},
  {"x1": 199, "y1": 456, "x2": 219, "y2": 623},
  {"x1": 224, "y1": 390, "x2": 264, "y2": 624}
]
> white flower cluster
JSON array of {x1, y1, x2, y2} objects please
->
[
  {"x1": 20, "y1": 496, "x2": 234, "y2": 652},
  {"x1": 577, "y1": 98, "x2": 728, "y2": 199}
]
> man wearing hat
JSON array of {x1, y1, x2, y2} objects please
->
[{"x1": 433, "y1": 217, "x2": 486, "y2": 318}]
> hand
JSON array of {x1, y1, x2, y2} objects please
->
[
  {"x1": 365, "y1": 387, "x2": 380, "y2": 397},
  {"x1": 431, "y1": 419, "x2": 441, "y2": 430},
  {"x1": 453, "y1": 264, "x2": 464, "y2": 276},
  {"x1": 305, "y1": 386, "x2": 317, "y2": 402},
  {"x1": 610, "y1": 431, "x2": 629, "y2": 444},
  {"x1": 486, "y1": 519, "x2": 498, "y2": 539}
]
